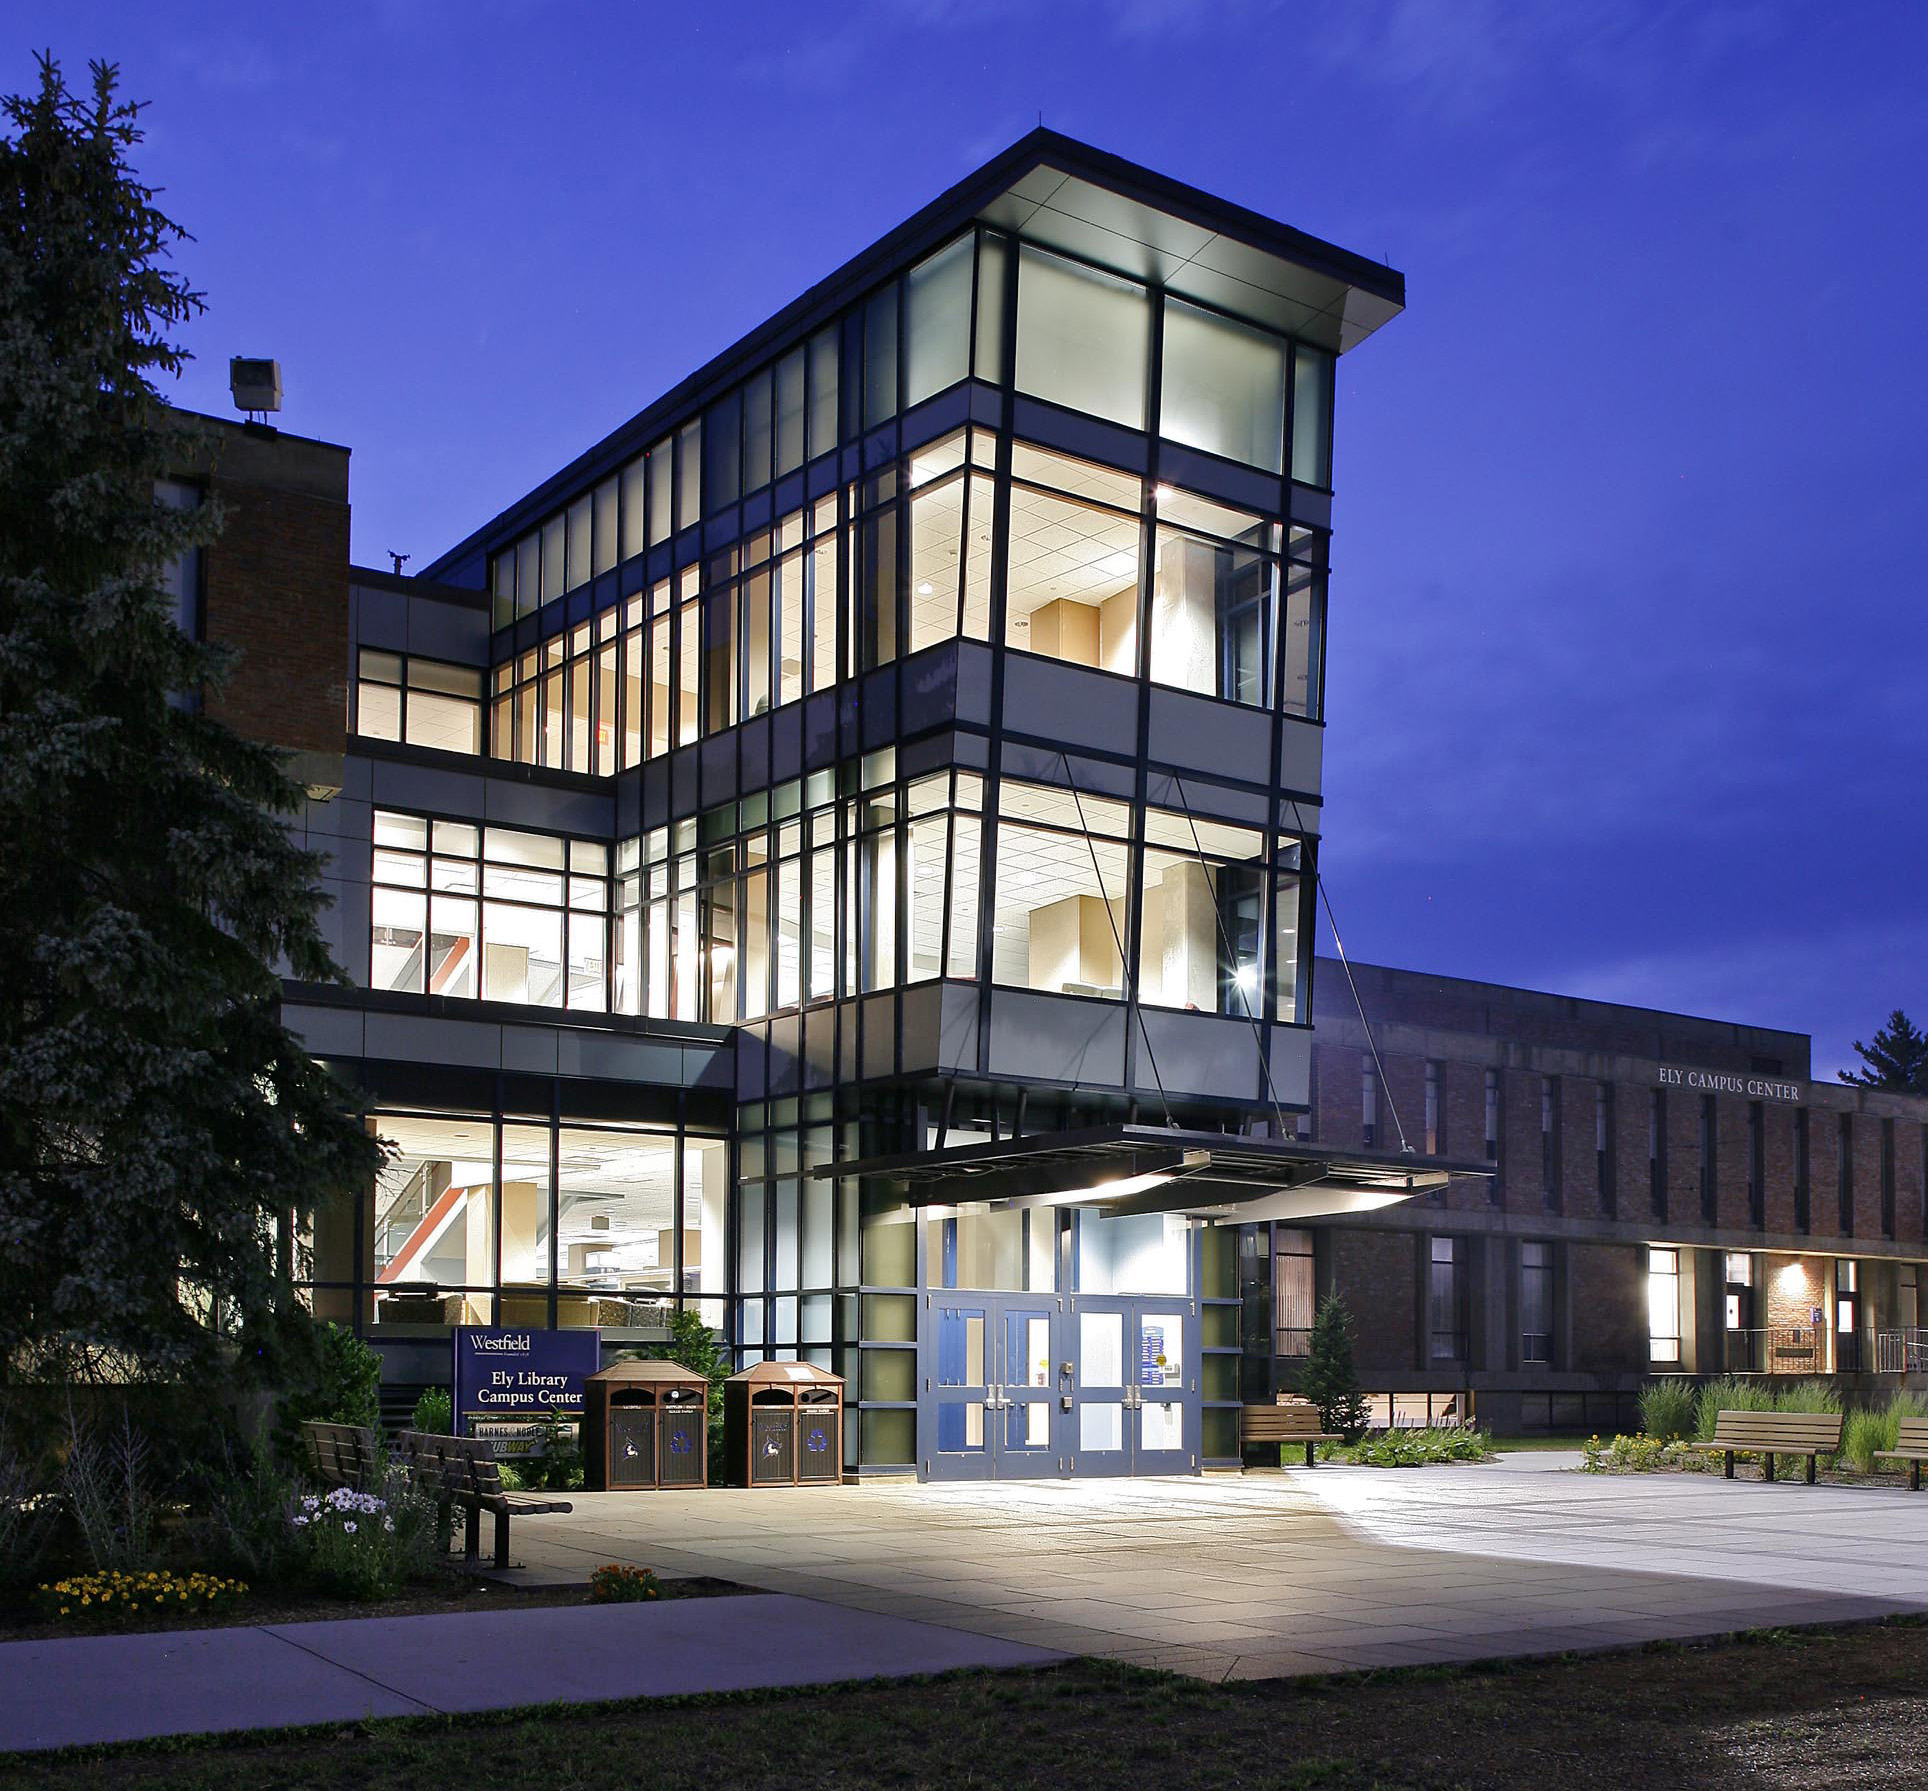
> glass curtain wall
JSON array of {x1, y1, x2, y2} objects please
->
[{"x1": 330, "y1": 1111, "x2": 724, "y2": 1336}]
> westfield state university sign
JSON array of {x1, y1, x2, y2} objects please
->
[{"x1": 452, "y1": 1326, "x2": 600, "y2": 1435}]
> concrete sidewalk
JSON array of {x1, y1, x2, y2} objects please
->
[{"x1": 0, "y1": 1594, "x2": 1064, "y2": 1754}]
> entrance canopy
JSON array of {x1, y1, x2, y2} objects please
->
[{"x1": 813, "y1": 1125, "x2": 1493, "y2": 1223}]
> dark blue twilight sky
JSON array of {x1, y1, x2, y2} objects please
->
[{"x1": 15, "y1": 3, "x2": 1926, "y2": 1078}]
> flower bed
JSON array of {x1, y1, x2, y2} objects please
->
[{"x1": 35, "y1": 1569, "x2": 247, "y2": 1623}]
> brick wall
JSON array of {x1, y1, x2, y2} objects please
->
[
  {"x1": 1854, "y1": 1115, "x2": 1888, "y2": 1241},
  {"x1": 1567, "y1": 1241, "x2": 1646, "y2": 1373},
  {"x1": 1716, "y1": 1100, "x2": 1754, "y2": 1231},
  {"x1": 1616, "y1": 1087, "x2": 1655, "y2": 1220},
  {"x1": 203, "y1": 471, "x2": 350, "y2": 756},
  {"x1": 1502, "y1": 1068, "x2": 1542, "y2": 1215},
  {"x1": 1561, "y1": 1079, "x2": 1606, "y2": 1220},
  {"x1": 1328, "y1": 1228, "x2": 1418, "y2": 1374},
  {"x1": 1667, "y1": 1091, "x2": 1703, "y2": 1222}
]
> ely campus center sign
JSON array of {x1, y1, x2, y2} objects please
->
[
  {"x1": 1657, "y1": 1066, "x2": 1806, "y2": 1103},
  {"x1": 452, "y1": 1326, "x2": 602, "y2": 1437}
]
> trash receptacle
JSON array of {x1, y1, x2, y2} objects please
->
[
  {"x1": 582, "y1": 1359, "x2": 712, "y2": 1491},
  {"x1": 722, "y1": 1362, "x2": 844, "y2": 1487}
]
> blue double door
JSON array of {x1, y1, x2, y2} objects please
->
[{"x1": 921, "y1": 1291, "x2": 1196, "y2": 1481}]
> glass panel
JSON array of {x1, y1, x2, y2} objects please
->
[
  {"x1": 907, "y1": 476, "x2": 965, "y2": 651},
  {"x1": 1139, "y1": 845, "x2": 1263, "y2": 1016},
  {"x1": 1150, "y1": 528, "x2": 1274, "y2": 707},
  {"x1": 497, "y1": 1123, "x2": 552, "y2": 1295},
  {"x1": 1005, "y1": 482, "x2": 1139, "y2": 674},
  {"x1": 358, "y1": 681, "x2": 401, "y2": 741},
  {"x1": 1161, "y1": 298, "x2": 1286, "y2": 471},
  {"x1": 776, "y1": 347, "x2": 807, "y2": 476},
  {"x1": 864, "y1": 283, "x2": 898, "y2": 427},
  {"x1": 1291, "y1": 345, "x2": 1334, "y2": 487},
  {"x1": 1138, "y1": 1313, "x2": 1183, "y2": 1388},
  {"x1": 904, "y1": 234, "x2": 973, "y2": 407},
  {"x1": 554, "y1": 1127, "x2": 677, "y2": 1319},
  {"x1": 946, "y1": 813, "x2": 980, "y2": 979},
  {"x1": 372, "y1": 1113, "x2": 498, "y2": 1326},
  {"x1": 974, "y1": 232, "x2": 1008, "y2": 384},
  {"x1": 937, "y1": 1307, "x2": 987, "y2": 1385},
  {"x1": 807, "y1": 326, "x2": 838, "y2": 459},
  {"x1": 991, "y1": 824, "x2": 1127, "y2": 998},
  {"x1": 1080, "y1": 1402, "x2": 1123, "y2": 1451},
  {"x1": 370, "y1": 887, "x2": 425, "y2": 992},
  {"x1": 906, "y1": 811, "x2": 946, "y2": 982},
  {"x1": 1080, "y1": 1310, "x2": 1123, "y2": 1386},
  {"x1": 1015, "y1": 245, "x2": 1149, "y2": 429},
  {"x1": 593, "y1": 477, "x2": 618, "y2": 577},
  {"x1": 1140, "y1": 1400, "x2": 1183, "y2": 1451},
  {"x1": 1078, "y1": 1213, "x2": 1188, "y2": 1295}
]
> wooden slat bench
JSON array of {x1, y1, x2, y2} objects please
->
[
  {"x1": 1688, "y1": 1409, "x2": 1843, "y2": 1485},
  {"x1": 1873, "y1": 1416, "x2": 1928, "y2": 1491},
  {"x1": 300, "y1": 1420, "x2": 382, "y2": 1490},
  {"x1": 395, "y1": 1429, "x2": 573, "y2": 1570},
  {"x1": 1242, "y1": 1401, "x2": 1340, "y2": 1468}
]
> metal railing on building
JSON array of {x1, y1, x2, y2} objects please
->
[{"x1": 1876, "y1": 1329, "x2": 1928, "y2": 1375}]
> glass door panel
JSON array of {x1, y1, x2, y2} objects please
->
[
  {"x1": 1075, "y1": 1307, "x2": 1130, "y2": 1474},
  {"x1": 928, "y1": 1299, "x2": 993, "y2": 1479},
  {"x1": 1134, "y1": 1308, "x2": 1190, "y2": 1472},
  {"x1": 996, "y1": 1303, "x2": 1061, "y2": 1477}
]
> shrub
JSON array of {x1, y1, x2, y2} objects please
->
[
  {"x1": 1637, "y1": 1378, "x2": 1698, "y2": 1442},
  {"x1": 411, "y1": 1387, "x2": 453, "y2": 1435},
  {"x1": 292, "y1": 1476, "x2": 439, "y2": 1601},
  {"x1": 35, "y1": 1569, "x2": 246, "y2": 1622},
  {"x1": 1334, "y1": 1427, "x2": 1494, "y2": 1467},
  {"x1": 0, "y1": 1424, "x2": 56, "y2": 1595},
  {"x1": 526, "y1": 1408, "x2": 582, "y2": 1493},
  {"x1": 589, "y1": 1563, "x2": 662, "y2": 1603},
  {"x1": 190, "y1": 1429, "x2": 307, "y2": 1585},
  {"x1": 1300, "y1": 1295, "x2": 1369, "y2": 1440},
  {"x1": 275, "y1": 1322, "x2": 383, "y2": 1462},
  {"x1": 59, "y1": 1407, "x2": 164, "y2": 1574}
]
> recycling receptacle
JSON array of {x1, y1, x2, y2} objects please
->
[
  {"x1": 722, "y1": 1362, "x2": 844, "y2": 1487},
  {"x1": 582, "y1": 1359, "x2": 712, "y2": 1491}
]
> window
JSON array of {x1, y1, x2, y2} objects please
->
[
  {"x1": 1882, "y1": 1118, "x2": 1897, "y2": 1239},
  {"x1": 369, "y1": 810, "x2": 608, "y2": 1011},
  {"x1": 1361, "y1": 1063, "x2": 1379, "y2": 1150},
  {"x1": 1748, "y1": 1102, "x2": 1766, "y2": 1229},
  {"x1": 1724, "y1": 1251, "x2": 1752, "y2": 1333},
  {"x1": 1150, "y1": 492, "x2": 1275, "y2": 707},
  {"x1": 1290, "y1": 344, "x2": 1334, "y2": 488},
  {"x1": 1649, "y1": 1089, "x2": 1667, "y2": 1220},
  {"x1": 1160, "y1": 298, "x2": 1286, "y2": 472},
  {"x1": 1838, "y1": 1114, "x2": 1854, "y2": 1236},
  {"x1": 1540, "y1": 1077, "x2": 1560, "y2": 1213},
  {"x1": 1699, "y1": 1094, "x2": 1718, "y2": 1224},
  {"x1": 1520, "y1": 1242, "x2": 1552, "y2": 1365},
  {"x1": 1004, "y1": 443, "x2": 1141, "y2": 675},
  {"x1": 1137, "y1": 807, "x2": 1264, "y2": 1016},
  {"x1": 1274, "y1": 1228, "x2": 1314, "y2": 1358},
  {"x1": 1484, "y1": 1070, "x2": 1501, "y2": 1203},
  {"x1": 1273, "y1": 843, "x2": 1304, "y2": 1023},
  {"x1": 156, "y1": 479, "x2": 203, "y2": 640},
  {"x1": 1014, "y1": 245, "x2": 1150, "y2": 429},
  {"x1": 903, "y1": 234, "x2": 974, "y2": 408},
  {"x1": 1794, "y1": 1108, "x2": 1811, "y2": 1232},
  {"x1": 1429, "y1": 1237, "x2": 1463, "y2": 1362},
  {"x1": 1424, "y1": 1063, "x2": 1441, "y2": 1156},
  {"x1": 990, "y1": 779, "x2": 1129, "y2": 999},
  {"x1": 1648, "y1": 1247, "x2": 1680, "y2": 1364},
  {"x1": 357, "y1": 651, "x2": 484, "y2": 755},
  {"x1": 1595, "y1": 1084, "x2": 1614, "y2": 1216}
]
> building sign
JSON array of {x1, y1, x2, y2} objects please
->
[
  {"x1": 1657, "y1": 1067, "x2": 1804, "y2": 1104},
  {"x1": 451, "y1": 1326, "x2": 601, "y2": 1435}
]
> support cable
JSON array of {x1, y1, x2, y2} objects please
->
[
  {"x1": 1169, "y1": 776, "x2": 1291, "y2": 1140},
  {"x1": 1060, "y1": 753, "x2": 1175, "y2": 1129},
  {"x1": 1284, "y1": 796, "x2": 1414, "y2": 1156}
]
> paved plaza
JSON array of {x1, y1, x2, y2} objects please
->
[{"x1": 505, "y1": 1455, "x2": 1928, "y2": 1681}]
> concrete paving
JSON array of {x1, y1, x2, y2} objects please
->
[
  {"x1": 0, "y1": 1594, "x2": 1063, "y2": 1754},
  {"x1": 502, "y1": 1463, "x2": 1928, "y2": 1683}
]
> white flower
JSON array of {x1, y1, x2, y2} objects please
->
[
  {"x1": 383, "y1": 1517, "x2": 395, "y2": 1533},
  {"x1": 343, "y1": 1521, "x2": 357, "y2": 1534},
  {"x1": 291, "y1": 1515, "x2": 308, "y2": 1528}
]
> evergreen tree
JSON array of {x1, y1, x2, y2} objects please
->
[
  {"x1": 1300, "y1": 1293, "x2": 1369, "y2": 1439},
  {"x1": 0, "y1": 57, "x2": 381, "y2": 1396},
  {"x1": 1840, "y1": 1010, "x2": 1928, "y2": 1094}
]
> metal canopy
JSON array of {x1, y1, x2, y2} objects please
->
[{"x1": 811, "y1": 1124, "x2": 1493, "y2": 1223}]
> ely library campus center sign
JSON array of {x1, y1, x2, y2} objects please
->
[
  {"x1": 452, "y1": 1326, "x2": 601, "y2": 1438},
  {"x1": 1657, "y1": 1066, "x2": 1805, "y2": 1104}
]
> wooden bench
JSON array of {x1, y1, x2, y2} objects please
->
[
  {"x1": 1241, "y1": 1401, "x2": 1341, "y2": 1467},
  {"x1": 300, "y1": 1420, "x2": 382, "y2": 1490},
  {"x1": 1688, "y1": 1409, "x2": 1844, "y2": 1485},
  {"x1": 395, "y1": 1429, "x2": 573, "y2": 1570},
  {"x1": 1873, "y1": 1416, "x2": 1928, "y2": 1491}
]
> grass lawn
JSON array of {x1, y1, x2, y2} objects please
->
[{"x1": 7, "y1": 1618, "x2": 1928, "y2": 1789}]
